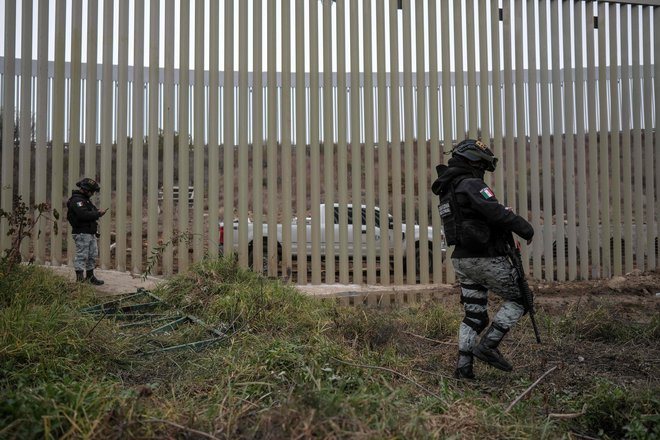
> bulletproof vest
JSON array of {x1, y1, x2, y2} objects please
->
[{"x1": 438, "y1": 176, "x2": 496, "y2": 251}]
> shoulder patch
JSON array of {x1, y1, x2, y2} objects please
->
[
  {"x1": 77, "y1": 201, "x2": 86, "y2": 207},
  {"x1": 479, "y1": 187, "x2": 495, "y2": 199}
]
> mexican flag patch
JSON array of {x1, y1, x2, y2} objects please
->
[{"x1": 479, "y1": 187, "x2": 494, "y2": 199}]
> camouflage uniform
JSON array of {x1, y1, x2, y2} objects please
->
[
  {"x1": 432, "y1": 139, "x2": 533, "y2": 379},
  {"x1": 73, "y1": 233, "x2": 99, "y2": 272},
  {"x1": 452, "y1": 257, "x2": 526, "y2": 374}
]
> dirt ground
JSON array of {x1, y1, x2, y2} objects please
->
[
  {"x1": 398, "y1": 269, "x2": 660, "y2": 394},
  {"x1": 529, "y1": 270, "x2": 659, "y2": 388}
]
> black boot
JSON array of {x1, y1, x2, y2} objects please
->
[
  {"x1": 75, "y1": 270, "x2": 85, "y2": 282},
  {"x1": 86, "y1": 270, "x2": 104, "y2": 286},
  {"x1": 454, "y1": 350, "x2": 475, "y2": 380},
  {"x1": 473, "y1": 323, "x2": 513, "y2": 372}
]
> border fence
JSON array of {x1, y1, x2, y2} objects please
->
[{"x1": 0, "y1": 0, "x2": 658, "y2": 286}]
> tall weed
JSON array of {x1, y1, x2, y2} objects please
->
[{"x1": 0, "y1": 266, "x2": 130, "y2": 439}]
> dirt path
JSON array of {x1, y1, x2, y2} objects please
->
[
  {"x1": 45, "y1": 265, "x2": 162, "y2": 295},
  {"x1": 43, "y1": 260, "x2": 660, "y2": 327},
  {"x1": 45, "y1": 264, "x2": 660, "y2": 316}
]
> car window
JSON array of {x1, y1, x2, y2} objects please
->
[{"x1": 358, "y1": 208, "x2": 383, "y2": 228}]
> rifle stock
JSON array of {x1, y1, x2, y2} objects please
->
[{"x1": 506, "y1": 243, "x2": 542, "y2": 343}]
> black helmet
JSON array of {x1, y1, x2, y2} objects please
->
[
  {"x1": 76, "y1": 177, "x2": 100, "y2": 193},
  {"x1": 451, "y1": 139, "x2": 498, "y2": 172}
]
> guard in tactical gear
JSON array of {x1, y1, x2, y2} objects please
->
[
  {"x1": 66, "y1": 178, "x2": 108, "y2": 285},
  {"x1": 431, "y1": 139, "x2": 534, "y2": 379}
]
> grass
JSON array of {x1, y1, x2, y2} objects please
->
[
  {"x1": 1, "y1": 258, "x2": 658, "y2": 439},
  {"x1": 552, "y1": 300, "x2": 660, "y2": 343}
]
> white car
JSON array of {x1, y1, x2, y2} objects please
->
[{"x1": 219, "y1": 203, "x2": 444, "y2": 272}]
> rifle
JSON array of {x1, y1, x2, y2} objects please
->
[{"x1": 504, "y1": 240, "x2": 542, "y2": 343}]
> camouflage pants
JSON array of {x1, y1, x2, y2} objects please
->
[
  {"x1": 73, "y1": 233, "x2": 98, "y2": 271},
  {"x1": 451, "y1": 256, "x2": 525, "y2": 354}
]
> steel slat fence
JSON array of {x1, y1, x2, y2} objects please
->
[{"x1": 0, "y1": 0, "x2": 657, "y2": 290}]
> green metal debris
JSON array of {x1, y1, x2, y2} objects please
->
[
  {"x1": 81, "y1": 288, "x2": 230, "y2": 355},
  {"x1": 80, "y1": 288, "x2": 164, "y2": 315}
]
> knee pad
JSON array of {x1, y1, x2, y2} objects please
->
[
  {"x1": 463, "y1": 310, "x2": 490, "y2": 335},
  {"x1": 460, "y1": 289, "x2": 489, "y2": 334}
]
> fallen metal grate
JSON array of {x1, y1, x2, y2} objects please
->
[
  {"x1": 138, "y1": 313, "x2": 229, "y2": 355},
  {"x1": 81, "y1": 288, "x2": 229, "y2": 355},
  {"x1": 80, "y1": 288, "x2": 164, "y2": 315}
]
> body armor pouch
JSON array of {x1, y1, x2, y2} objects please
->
[{"x1": 438, "y1": 187, "x2": 461, "y2": 246}]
